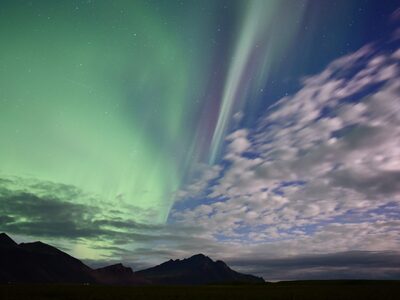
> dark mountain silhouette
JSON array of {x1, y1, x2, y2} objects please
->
[
  {"x1": 0, "y1": 233, "x2": 145, "y2": 285},
  {"x1": 136, "y1": 253, "x2": 264, "y2": 284},
  {"x1": 0, "y1": 233, "x2": 263, "y2": 285},
  {"x1": 0, "y1": 232, "x2": 18, "y2": 248},
  {"x1": 0, "y1": 234, "x2": 95, "y2": 283},
  {"x1": 93, "y1": 263, "x2": 150, "y2": 285}
]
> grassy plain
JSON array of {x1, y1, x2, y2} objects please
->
[{"x1": 1, "y1": 281, "x2": 399, "y2": 300}]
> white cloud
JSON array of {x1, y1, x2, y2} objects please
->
[
  {"x1": 172, "y1": 41, "x2": 400, "y2": 257},
  {"x1": 174, "y1": 164, "x2": 222, "y2": 201}
]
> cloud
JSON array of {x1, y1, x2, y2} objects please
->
[
  {"x1": 172, "y1": 39, "x2": 400, "y2": 262},
  {"x1": 0, "y1": 185, "x2": 101, "y2": 239},
  {"x1": 390, "y1": 7, "x2": 400, "y2": 23},
  {"x1": 174, "y1": 163, "x2": 222, "y2": 201},
  {"x1": 0, "y1": 175, "x2": 212, "y2": 263},
  {"x1": 228, "y1": 251, "x2": 400, "y2": 281}
]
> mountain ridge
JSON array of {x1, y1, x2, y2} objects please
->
[
  {"x1": 0, "y1": 232, "x2": 18, "y2": 248},
  {"x1": 136, "y1": 253, "x2": 264, "y2": 284},
  {"x1": 0, "y1": 233, "x2": 263, "y2": 285}
]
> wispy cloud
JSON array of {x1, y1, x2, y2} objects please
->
[{"x1": 172, "y1": 40, "x2": 400, "y2": 271}]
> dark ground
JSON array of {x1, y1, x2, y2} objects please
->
[{"x1": 1, "y1": 281, "x2": 399, "y2": 300}]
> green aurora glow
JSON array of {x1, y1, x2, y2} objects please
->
[
  {"x1": 0, "y1": 1, "x2": 215, "y2": 224},
  {"x1": 0, "y1": 0, "x2": 306, "y2": 257}
]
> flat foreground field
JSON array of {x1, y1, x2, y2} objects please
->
[{"x1": 1, "y1": 281, "x2": 399, "y2": 300}]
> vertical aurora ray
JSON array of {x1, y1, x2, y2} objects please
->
[
  {"x1": 209, "y1": 0, "x2": 307, "y2": 163},
  {"x1": 0, "y1": 0, "x2": 308, "y2": 231}
]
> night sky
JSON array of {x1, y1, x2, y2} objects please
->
[{"x1": 1, "y1": 0, "x2": 400, "y2": 280}]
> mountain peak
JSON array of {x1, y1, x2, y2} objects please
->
[
  {"x1": 19, "y1": 241, "x2": 66, "y2": 256},
  {"x1": 187, "y1": 253, "x2": 212, "y2": 261},
  {"x1": 94, "y1": 263, "x2": 149, "y2": 285},
  {"x1": 136, "y1": 254, "x2": 264, "y2": 285},
  {"x1": 0, "y1": 232, "x2": 17, "y2": 247},
  {"x1": 189, "y1": 253, "x2": 207, "y2": 258},
  {"x1": 96, "y1": 263, "x2": 134, "y2": 275},
  {"x1": 215, "y1": 260, "x2": 229, "y2": 267}
]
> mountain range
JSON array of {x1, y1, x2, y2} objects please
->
[{"x1": 0, "y1": 233, "x2": 264, "y2": 285}]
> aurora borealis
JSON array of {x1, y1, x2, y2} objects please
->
[
  {"x1": 1, "y1": 0, "x2": 400, "y2": 280},
  {"x1": 0, "y1": 0, "x2": 307, "y2": 224},
  {"x1": 0, "y1": 0, "x2": 199, "y2": 224}
]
